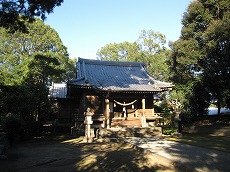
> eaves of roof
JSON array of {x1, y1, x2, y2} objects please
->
[
  {"x1": 68, "y1": 58, "x2": 173, "y2": 93},
  {"x1": 48, "y1": 83, "x2": 67, "y2": 98}
]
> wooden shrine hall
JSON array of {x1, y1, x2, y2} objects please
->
[{"x1": 67, "y1": 58, "x2": 173, "y2": 128}]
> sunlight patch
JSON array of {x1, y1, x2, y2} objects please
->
[{"x1": 61, "y1": 138, "x2": 83, "y2": 144}]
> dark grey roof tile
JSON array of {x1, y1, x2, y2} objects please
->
[{"x1": 68, "y1": 58, "x2": 173, "y2": 92}]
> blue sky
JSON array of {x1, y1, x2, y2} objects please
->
[{"x1": 45, "y1": 0, "x2": 193, "y2": 59}]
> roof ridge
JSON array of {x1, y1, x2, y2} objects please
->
[{"x1": 78, "y1": 57, "x2": 143, "y2": 67}]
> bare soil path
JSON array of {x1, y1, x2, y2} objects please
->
[
  {"x1": 125, "y1": 137, "x2": 230, "y2": 172},
  {"x1": 0, "y1": 134, "x2": 173, "y2": 172}
]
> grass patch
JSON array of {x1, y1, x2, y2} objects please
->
[
  {"x1": 162, "y1": 125, "x2": 176, "y2": 135},
  {"x1": 167, "y1": 133, "x2": 230, "y2": 153}
]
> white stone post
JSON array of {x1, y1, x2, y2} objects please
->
[{"x1": 84, "y1": 108, "x2": 93, "y2": 143}]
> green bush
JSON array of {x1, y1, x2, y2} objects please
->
[
  {"x1": 2, "y1": 113, "x2": 25, "y2": 133},
  {"x1": 180, "y1": 111, "x2": 197, "y2": 128},
  {"x1": 2, "y1": 113, "x2": 25, "y2": 144},
  {"x1": 162, "y1": 125, "x2": 176, "y2": 135}
]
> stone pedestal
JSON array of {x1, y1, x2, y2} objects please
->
[
  {"x1": 141, "y1": 115, "x2": 146, "y2": 127},
  {"x1": 83, "y1": 109, "x2": 94, "y2": 143},
  {"x1": 174, "y1": 112, "x2": 182, "y2": 135}
]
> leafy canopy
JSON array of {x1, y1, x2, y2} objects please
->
[
  {"x1": 97, "y1": 30, "x2": 171, "y2": 82},
  {"x1": 0, "y1": 17, "x2": 74, "y2": 85},
  {"x1": 169, "y1": 0, "x2": 230, "y2": 115},
  {"x1": 0, "y1": 0, "x2": 64, "y2": 32}
]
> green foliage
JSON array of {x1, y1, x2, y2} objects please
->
[
  {"x1": 162, "y1": 125, "x2": 176, "y2": 135},
  {"x1": 137, "y1": 30, "x2": 166, "y2": 55},
  {"x1": 189, "y1": 81, "x2": 211, "y2": 116},
  {"x1": 0, "y1": 18, "x2": 75, "y2": 132},
  {"x1": 1, "y1": 112, "x2": 37, "y2": 141},
  {"x1": 0, "y1": 18, "x2": 71, "y2": 84},
  {"x1": 201, "y1": 10, "x2": 230, "y2": 109},
  {"x1": 2, "y1": 113, "x2": 25, "y2": 135},
  {"x1": 154, "y1": 98, "x2": 177, "y2": 135},
  {"x1": 0, "y1": 85, "x2": 35, "y2": 117},
  {"x1": 0, "y1": 0, "x2": 64, "y2": 32},
  {"x1": 2, "y1": 113, "x2": 26, "y2": 143},
  {"x1": 169, "y1": 0, "x2": 230, "y2": 115},
  {"x1": 0, "y1": 84, "x2": 51, "y2": 130},
  {"x1": 64, "y1": 58, "x2": 77, "y2": 81},
  {"x1": 97, "y1": 41, "x2": 140, "y2": 62},
  {"x1": 97, "y1": 29, "x2": 171, "y2": 81},
  {"x1": 24, "y1": 54, "x2": 64, "y2": 85}
]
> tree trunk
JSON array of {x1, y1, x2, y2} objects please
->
[{"x1": 217, "y1": 96, "x2": 221, "y2": 116}]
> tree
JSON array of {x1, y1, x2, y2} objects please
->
[
  {"x1": 137, "y1": 30, "x2": 166, "y2": 55},
  {"x1": 137, "y1": 30, "x2": 170, "y2": 81},
  {"x1": 0, "y1": 18, "x2": 71, "y2": 85},
  {"x1": 0, "y1": 0, "x2": 64, "y2": 32},
  {"x1": 0, "y1": 85, "x2": 37, "y2": 119},
  {"x1": 65, "y1": 58, "x2": 77, "y2": 81},
  {"x1": 169, "y1": 0, "x2": 230, "y2": 115},
  {"x1": 23, "y1": 54, "x2": 64, "y2": 128},
  {"x1": 0, "y1": 18, "x2": 75, "y2": 131},
  {"x1": 97, "y1": 30, "x2": 171, "y2": 81},
  {"x1": 97, "y1": 42, "x2": 140, "y2": 62}
]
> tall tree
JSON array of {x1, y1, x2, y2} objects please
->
[
  {"x1": 0, "y1": 18, "x2": 71, "y2": 85},
  {"x1": 97, "y1": 30, "x2": 171, "y2": 81},
  {"x1": 0, "y1": 0, "x2": 64, "y2": 32},
  {"x1": 201, "y1": 4, "x2": 230, "y2": 114},
  {"x1": 138, "y1": 30, "x2": 166, "y2": 55},
  {"x1": 0, "y1": 18, "x2": 75, "y2": 130},
  {"x1": 97, "y1": 42, "x2": 140, "y2": 62},
  {"x1": 23, "y1": 54, "x2": 64, "y2": 128},
  {"x1": 169, "y1": 0, "x2": 230, "y2": 115},
  {"x1": 137, "y1": 30, "x2": 170, "y2": 81}
]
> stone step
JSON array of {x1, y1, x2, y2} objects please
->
[
  {"x1": 111, "y1": 118, "x2": 142, "y2": 128},
  {"x1": 99, "y1": 127, "x2": 162, "y2": 138}
]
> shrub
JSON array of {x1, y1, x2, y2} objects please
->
[{"x1": 2, "y1": 113, "x2": 25, "y2": 144}]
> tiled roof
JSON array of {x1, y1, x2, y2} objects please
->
[
  {"x1": 68, "y1": 58, "x2": 173, "y2": 92},
  {"x1": 48, "y1": 83, "x2": 67, "y2": 98}
]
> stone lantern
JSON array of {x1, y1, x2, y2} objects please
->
[{"x1": 83, "y1": 108, "x2": 94, "y2": 143}]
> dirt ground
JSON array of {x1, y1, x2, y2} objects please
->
[{"x1": 0, "y1": 134, "x2": 174, "y2": 172}]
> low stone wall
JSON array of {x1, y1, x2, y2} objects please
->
[
  {"x1": 182, "y1": 116, "x2": 230, "y2": 136},
  {"x1": 183, "y1": 125, "x2": 230, "y2": 136}
]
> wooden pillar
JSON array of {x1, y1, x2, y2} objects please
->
[
  {"x1": 104, "y1": 98, "x2": 110, "y2": 128},
  {"x1": 123, "y1": 102, "x2": 127, "y2": 118},
  {"x1": 152, "y1": 99, "x2": 155, "y2": 116},
  {"x1": 142, "y1": 98, "x2": 146, "y2": 127},
  {"x1": 142, "y1": 98, "x2": 146, "y2": 115}
]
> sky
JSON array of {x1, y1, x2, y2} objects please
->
[{"x1": 45, "y1": 0, "x2": 193, "y2": 59}]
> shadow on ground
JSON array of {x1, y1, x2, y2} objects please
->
[
  {"x1": 0, "y1": 134, "x2": 173, "y2": 172},
  {"x1": 127, "y1": 136, "x2": 230, "y2": 172},
  {"x1": 162, "y1": 141, "x2": 230, "y2": 172}
]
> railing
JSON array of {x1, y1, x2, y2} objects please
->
[
  {"x1": 74, "y1": 111, "x2": 164, "y2": 126},
  {"x1": 74, "y1": 114, "x2": 105, "y2": 122},
  {"x1": 135, "y1": 109, "x2": 164, "y2": 118}
]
